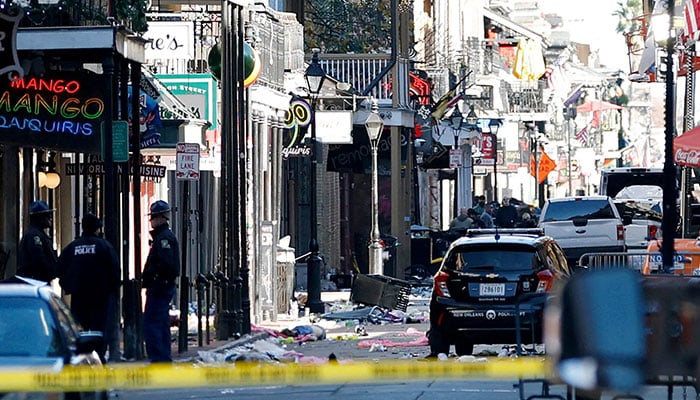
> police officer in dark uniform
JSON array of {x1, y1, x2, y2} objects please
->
[
  {"x1": 57, "y1": 213, "x2": 120, "y2": 362},
  {"x1": 17, "y1": 200, "x2": 58, "y2": 282},
  {"x1": 142, "y1": 200, "x2": 180, "y2": 363}
]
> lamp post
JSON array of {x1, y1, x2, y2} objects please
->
[
  {"x1": 304, "y1": 49, "x2": 326, "y2": 313},
  {"x1": 450, "y1": 108, "x2": 463, "y2": 215},
  {"x1": 365, "y1": 100, "x2": 384, "y2": 275},
  {"x1": 658, "y1": 1, "x2": 677, "y2": 274},
  {"x1": 463, "y1": 106, "x2": 478, "y2": 209},
  {"x1": 488, "y1": 119, "x2": 500, "y2": 204}
]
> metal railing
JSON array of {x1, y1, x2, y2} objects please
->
[{"x1": 578, "y1": 251, "x2": 700, "y2": 275}]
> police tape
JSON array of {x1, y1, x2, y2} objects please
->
[{"x1": 0, "y1": 358, "x2": 551, "y2": 392}]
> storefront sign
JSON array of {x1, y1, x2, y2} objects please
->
[
  {"x1": 0, "y1": 71, "x2": 105, "y2": 152},
  {"x1": 65, "y1": 162, "x2": 167, "y2": 178},
  {"x1": 157, "y1": 74, "x2": 217, "y2": 129},
  {"x1": 144, "y1": 21, "x2": 194, "y2": 60}
]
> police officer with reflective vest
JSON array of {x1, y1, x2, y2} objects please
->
[
  {"x1": 142, "y1": 200, "x2": 180, "y2": 363},
  {"x1": 57, "y1": 213, "x2": 120, "y2": 361},
  {"x1": 17, "y1": 200, "x2": 58, "y2": 282}
]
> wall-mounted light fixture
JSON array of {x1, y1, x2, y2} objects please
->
[{"x1": 37, "y1": 150, "x2": 61, "y2": 189}]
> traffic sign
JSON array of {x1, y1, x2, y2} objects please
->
[{"x1": 176, "y1": 142, "x2": 200, "y2": 181}]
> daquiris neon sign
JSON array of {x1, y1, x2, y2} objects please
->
[{"x1": 0, "y1": 71, "x2": 106, "y2": 153}]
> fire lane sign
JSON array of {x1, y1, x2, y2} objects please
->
[{"x1": 176, "y1": 142, "x2": 200, "y2": 181}]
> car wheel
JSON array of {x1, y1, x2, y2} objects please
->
[
  {"x1": 428, "y1": 327, "x2": 451, "y2": 355},
  {"x1": 454, "y1": 341, "x2": 474, "y2": 356}
]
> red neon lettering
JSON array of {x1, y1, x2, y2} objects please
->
[{"x1": 10, "y1": 78, "x2": 81, "y2": 94}]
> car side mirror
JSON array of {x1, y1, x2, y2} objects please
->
[{"x1": 545, "y1": 269, "x2": 646, "y2": 392}]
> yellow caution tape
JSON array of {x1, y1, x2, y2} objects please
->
[{"x1": 0, "y1": 358, "x2": 552, "y2": 392}]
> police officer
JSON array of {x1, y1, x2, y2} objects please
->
[
  {"x1": 142, "y1": 200, "x2": 180, "y2": 363},
  {"x1": 57, "y1": 213, "x2": 120, "y2": 361},
  {"x1": 17, "y1": 200, "x2": 58, "y2": 282}
]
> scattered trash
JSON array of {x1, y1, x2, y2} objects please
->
[{"x1": 368, "y1": 343, "x2": 387, "y2": 352}]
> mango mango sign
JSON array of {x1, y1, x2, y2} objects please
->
[{"x1": 0, "y1": 71, "x2": 106, "y2": 152}]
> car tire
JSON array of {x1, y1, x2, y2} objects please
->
[{"x1": 454, "y1": 341, "x2": 474, "y2": 356}]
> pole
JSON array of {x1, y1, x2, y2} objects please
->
[
  {"x1": 661, "y1": 1, "x2": 677, "y2": 273},
  {"x1": 567, "y1": 117, "x2": 573, "y2": 196},
  {"x1": 178, "y1": 180, "x2": 189, "y2": 353},
  {"x1": 493, "y1": 138, "x2": 498, "y2": 204},
  {"x1": 681, "y1": 43, "x2": 695, "y2": 238},
  {"x1": 306, "y1": 99, "x2": 324, "y2": 314},
  {"x1": 369, "y1": 137, "x2": 383, "y2": 275}
]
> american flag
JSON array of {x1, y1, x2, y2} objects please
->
[
  {"x1": 686, "y1": 0, "x2": 700, "y2": 41},
  {"x1": 575, "y1": 125, "x2": 589, "y2": 146}
]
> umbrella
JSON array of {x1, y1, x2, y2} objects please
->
[
  {"x1": 576, "y1": 99, "x2": 623, "y2": 113},
  {"x1": 674, "y1": 126, "x2": 700, "y2": 167}
]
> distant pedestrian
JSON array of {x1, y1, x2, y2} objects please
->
[
  {"x1": 57, "y1": 213, "x2": 120, "y2": 362},
  {"x1": 495, "y1": 198, "x2": 518, "y2": 228},
  {"x1": 517, "y1": 212, "x2": 538, "y2": 228},
  {"x1": 142, "y1": 200, "x2": 180, "y2": 363},
  {"x1": 449, "y1": 207, "x2": 473, "y2": 233},
  {"x1": 473, "y1": 196, "x2": 486, "y2": 215},
  {"x1": 467, "y1": 208, "x2": 486, "y2": 228},
  {"x1": 480, "y1": 203, "x2": 495, "y2": 228},
  {"x1": 17, "y1": 200, "x2": 58, "y2": 282}
]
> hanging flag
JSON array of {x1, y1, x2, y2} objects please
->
[
  {"x1": 575, "y1": 125, "x2": 589, "y2": 146},
  {"x1": 686, "y1": 0, "x2": 700, "y2": 41},
  {"x1": 430, "y1": 72, "x2": 470, "y2": 120},
  {"x1": 529, "y1": 147, "x2": 557, "y2": 184},
  {"x1": 513, "y1": 39, "x2": 546, "y2": 81}
]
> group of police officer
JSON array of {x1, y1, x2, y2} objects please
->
[{"x1": 16, "y1": 199, "x2": 180, "y2": 363}]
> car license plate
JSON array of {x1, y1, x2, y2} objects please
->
[{"x1": 479, "y1": 283, "x2": 505, "y2": 296}]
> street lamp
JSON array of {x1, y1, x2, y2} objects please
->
[
  {"x1": 304, "y1": 48, "x2": 326, "y2": 313},
  {"x1": 365, "y1": 99, "x2": 384, "y2": 275},
  {"x1": 450, "y1": 108, "x2": 463, "y2": 215},
  {"x1": 488, "y1": 119, "x2": 500, "y2": 204},
  {"x1": 658, "y1": 1, "x2": 677, "y2": 274}
]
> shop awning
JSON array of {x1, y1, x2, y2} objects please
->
[{"x1": 482, "y1": 8, "x2": 548, "y2": 48}]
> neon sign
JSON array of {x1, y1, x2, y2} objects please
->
[{"x1": 0, "y1": 71, "x2": 106, "y2": 152}]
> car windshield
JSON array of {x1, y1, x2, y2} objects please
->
[
  {"x1": 542, "y1": 199, "x2": 616, "y2": 222},
  {"x1": 0, "y1": 297, "x2": 63, "y2": 357},
  {"x1": 446, "y1": 244, "x2": 539, "y2": 272}
]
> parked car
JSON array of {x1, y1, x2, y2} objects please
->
[
  {"x1": 538, "y1": 196, "x2": 625, "y2": 267},
  {"x1": 0, "y1": 277, "x2": 105, "y2": 399},
  {"x1": 428, "y1": 228, "x2": 571, "y2": 356}
]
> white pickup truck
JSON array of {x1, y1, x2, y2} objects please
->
[{"x1": 538, "y1": 196, "x2": 626, "y2": 267}]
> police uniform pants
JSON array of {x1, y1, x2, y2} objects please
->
[{"x1": 143, "y1": 286, "x2": 176, "y2": 362}]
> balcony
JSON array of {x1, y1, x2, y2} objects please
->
[{"x1": 18, "y1": 0, "x2": 145, "y2": 33}]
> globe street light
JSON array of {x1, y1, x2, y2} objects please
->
[
  {"x1": 304, "y1": 48, "x2": 326, "y2": 313},
  {"x1": 365, "y1": 99, "x2": 384, "y2": 275}
]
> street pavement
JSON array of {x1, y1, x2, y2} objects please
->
[{"x1": 171, "y1": 289, "x2": 440, "y2": 363}]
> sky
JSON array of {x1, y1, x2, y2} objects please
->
[{"x1": 538, "y1": 0, "x2": 630, "y2": 71}]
